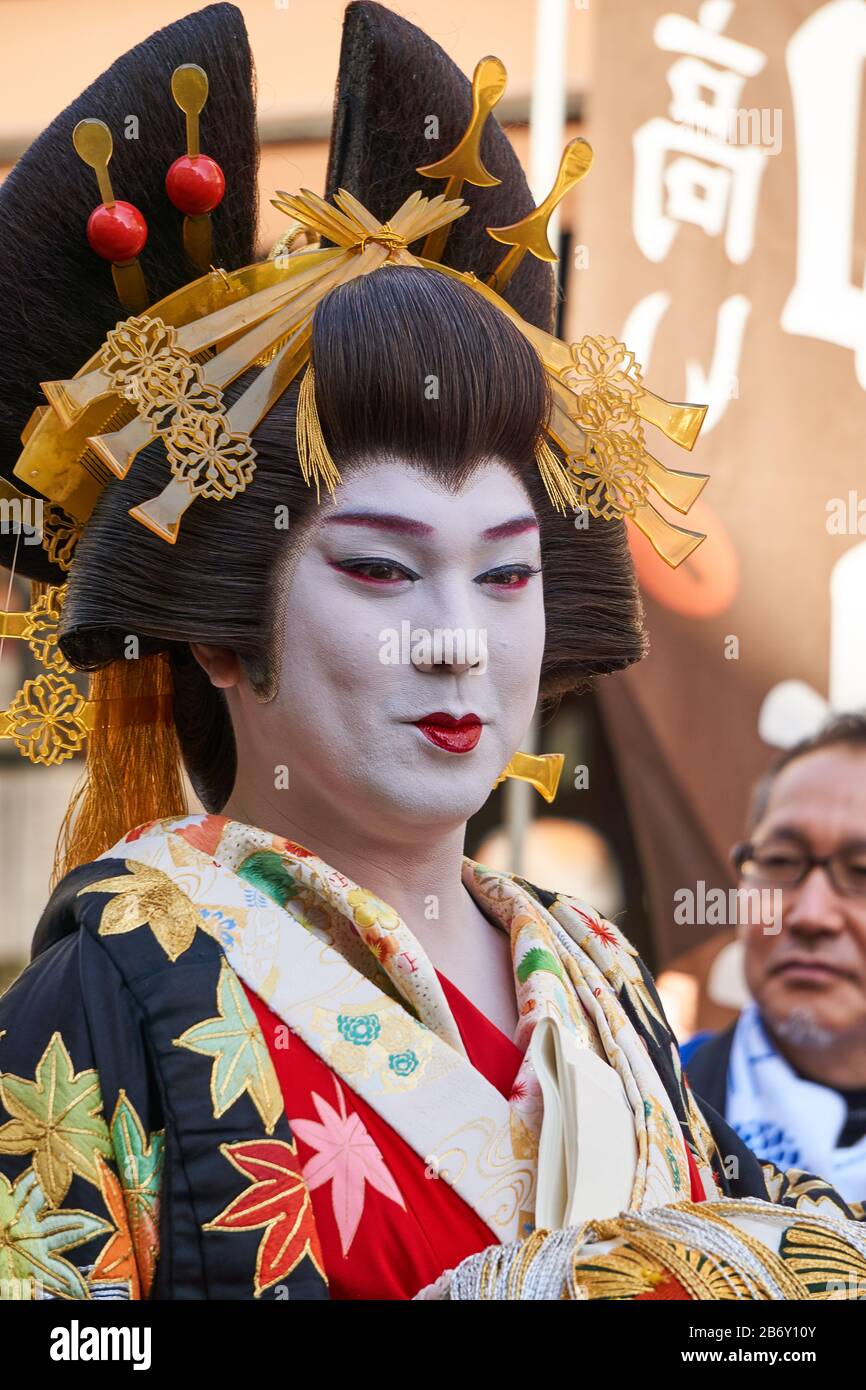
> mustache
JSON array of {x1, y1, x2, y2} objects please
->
[{"x1": 768, "y1": 953, "x2": 858, "y2": 981}]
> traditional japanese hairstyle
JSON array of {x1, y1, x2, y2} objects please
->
[{"x1": 0, "y1": 2, "x2": 708, "y2": 876}]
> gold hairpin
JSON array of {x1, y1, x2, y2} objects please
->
[
  {"x1": 416, "y1": 55, "x2": 506, "y2": 263},
  {"x1": 486, "y1": 138, "x2": 594, "y2": 294},
  {"x1": 167, "y1": 64, "x2": 225, "y2": 273},
  {"x1": 72, "y1": 119, "x2": 149, "y2": 312}
]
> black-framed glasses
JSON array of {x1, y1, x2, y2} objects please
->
[{"x1": 732, "y1": 840, "x2": 866, "y2": 899}]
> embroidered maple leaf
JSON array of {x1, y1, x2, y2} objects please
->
[
  {"x1": 78, "y1": 859, "x2": 202, "y2": 962},
  {"x1": 0, "y1": 1167, "x2": 112, "y2": 1299},
  {"x1": 173, "y1": 961, "x2": 283, "y2": 1134},
  {"x1": 109, "y1": 1091, "x2": 164, "y2": 1297},
  {"x1": 89, "y1": 1155, "x2": 138, "y2": 1296},
  {"x1": 0, "y1": 1031, "x2": 112, "y2": 1206},
  {"x1": 204, "y1": 1139, "x2": 325, "y2": 1296},
  {"x1": 173, "y1": 814, "x2": 226, "y2": 856},
  {"x1": 290, "y1": 1077, "x2": 405, "y2": 1256}
]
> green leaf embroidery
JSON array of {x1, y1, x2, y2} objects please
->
[
  {"x1": 236, "y1": 850, "x2": 299, "y2": 908},
  {"x1": 0, "y1": 1167, "x2": 112, "y2": 1299},
  {"x1": 516, "y1": 946, "x2": 565, "y2": 985},
  {"x1": 173, "y1": 961, "x2": 283, "y2": 1134},
  {"x1": 110, "y1": 1091, "x2": 164, "y2": 1217},
  {"x1": 108, "y1": 1093, "x2": 164, "y2": 1298},
  {"x1": 0, "y1": 1032, "x2": 112, "y2": 1206}
]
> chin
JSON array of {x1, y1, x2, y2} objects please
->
[
  {"x1": 363, "y1": 770, "x2": 498, "y2": 830},
  {"x1": 762, "y1": 987, "x2": 850, "y2": 1044}
]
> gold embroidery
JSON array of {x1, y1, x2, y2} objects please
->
[
  {"x1": 778, "y1": 1221, "x2": 866, "y2": 1297},
  {"x1": 0, "y1": 1032, "x2": 111, "y2": 1206},
  {"x1": 79, "y1": 859, "x2": 203, "y2": 962}
]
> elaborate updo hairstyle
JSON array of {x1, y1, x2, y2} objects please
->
[{"x1": 0, "y1": 2, "x2": 645, "y2": 834}]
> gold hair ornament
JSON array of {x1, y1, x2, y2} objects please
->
[
  {"x1": 0, "y1": 574, "x2": 176, "y2": 766},
  {"x1": 16, "y1": 55, "x2": 707, "y2": 564},
  {"x1": 492, "y1": 752, "x2": 564, "y2": 802},
  {"x1": 4, "y1": 53, "x2": 710, "y2": 779},
  {"x1": 169, "y1": 63, "x2": 221, "y2": 272},
  {"x1": 72, "y1": 118, "x2": 150, "y2": 313}
]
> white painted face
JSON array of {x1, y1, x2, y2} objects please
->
[{"x1": 230, "y1": 459, "x2": 546, "y2": 836}]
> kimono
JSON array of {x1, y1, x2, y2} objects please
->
[{"x1": 0, "y1": 812, "x2": 862, "y2": 1302}]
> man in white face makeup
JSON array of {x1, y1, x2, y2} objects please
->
[
  {"x1": 3, "y1": 0, "x2": 865, "y2": 1309},
  {"x1": 192, "y1": 460, "x2": 546, "y2": 1040}
]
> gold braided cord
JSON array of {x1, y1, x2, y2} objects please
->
[
  {"x1": 453, "y1": 1202, "x2": 863, "y2": 1300},
  {"x1": 506, "y1": 1228, "x2": 550, "y2": 1299},
  {"x1": 583, "y1": 1209, "x2": 811, "y2": 1301},
  {"x1": 681, "y1": 1215, "x2": 811, "y2": 1300},
  {"x1": 669, "y1": 1200, "x2": 862, "y2": 1298}
]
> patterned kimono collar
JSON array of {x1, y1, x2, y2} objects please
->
[{"x1": 102, "y1": 813, "x2": 719, "y2": 1240}]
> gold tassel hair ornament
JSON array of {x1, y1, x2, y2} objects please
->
[
  {"x1": 52, "y1": 651, "x2": 187, "y2": 884},
  {"x1": 535, "y1": 433, "x2": 578, "y2": 515},
  {"x1": 295, "y1": 360, "x2": 342, "y2": 502}
]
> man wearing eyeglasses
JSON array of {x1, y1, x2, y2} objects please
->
[{"x1": 682, "y1": 713, "x2": 866, "y2": 1204}]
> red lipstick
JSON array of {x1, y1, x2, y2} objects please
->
[{"x1": 414, "y1": 712, "x2": 482, "y2": 753}]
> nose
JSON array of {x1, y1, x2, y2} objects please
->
[
  {"x1": 410, "y1": 632, "x2": 485, "y2": 676},
  {"x1": 782, "y1": 864, "x2": 848, "y2": 939},
  {"x1": 409, "y1": 580, "x2": 486, "y2": 676}
]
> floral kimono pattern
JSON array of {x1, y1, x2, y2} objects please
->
[{"x1": 0, "y1": 812, "x2": 862, "y2": 1300}]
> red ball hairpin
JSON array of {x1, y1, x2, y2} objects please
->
[
  {"x1": 73, "y1": 118, "x2": 149, "y2": 312},
  {"x1": 166, "y1": 63, "x2": 224, "y2": 272}
]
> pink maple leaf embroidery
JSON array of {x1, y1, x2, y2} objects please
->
[{"x1": 289, "y1": 1077, "x2": 406, "y2": 1256}]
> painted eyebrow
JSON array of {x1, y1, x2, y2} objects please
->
[
  {"x1": 482, "y1": 515, "x2": 539, "y2": 541},
  {"x1": 324, "y1": 511, "x2": 434, "y2": 537},
  {"x1": 323, "y1": 511, "x2": 539, "y2": 541}
]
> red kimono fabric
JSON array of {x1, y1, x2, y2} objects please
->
[{"x1": 242, "y1": 971, "x2": 526, "y2": 1300}]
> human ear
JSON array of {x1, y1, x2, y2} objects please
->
[{"x1": 189, "y1": 642, "x2": 242, "y2": 690}]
